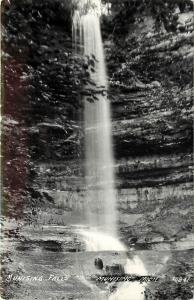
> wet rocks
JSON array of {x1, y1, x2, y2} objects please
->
[
  {"x1": 40, "y1": 240, "x2": 63, "y2": 252},
  {"x1": 95, "y1": 258, "x2": 104, "y2": 270},
  {"x1": 105, "y1": 264, "x2": 125, "y2": 275}
]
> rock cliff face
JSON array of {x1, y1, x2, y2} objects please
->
[
  {"x1": 105, "y1": 11, "x2": 193, "y2": 243},
  {"x1": 2, "y1": 1, "x2": 193, "y2": 244}
]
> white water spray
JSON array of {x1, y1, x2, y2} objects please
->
[{"x1": 78, "y1": 228, "x2": 147, "y2": 300}]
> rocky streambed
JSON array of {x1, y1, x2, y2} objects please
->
[{"x1": 1, "y1": 220, "x2": 194, "y2": 300}]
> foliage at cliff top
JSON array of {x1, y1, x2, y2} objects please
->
[{"x1": 102, "y1": 0, "x2": 193, "y2": 33}]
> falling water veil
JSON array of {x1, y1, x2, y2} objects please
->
[{"x1": 72, "y1": 1, "x2": 147, "y2": 299}]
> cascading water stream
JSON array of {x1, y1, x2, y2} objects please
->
[
  {"x1": 73, "y1": 0, "x2": 116, "y2": 237},
  {"x1": 72, "y1": 1, "x2": 147, "y2": 299},
  {"x1": 77, "y1": 228, "x2": 147, "y2": 300}
]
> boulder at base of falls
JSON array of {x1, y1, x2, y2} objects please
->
[
  {"x1": 94, "y1": 258, "x2": 104, "y2": 270},
  {"x1": 105, "y1": 264, "x2": 125, "y2": 275}
]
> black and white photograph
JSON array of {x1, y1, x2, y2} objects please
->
[{"x1": 1, "y1": 0, "x2": 193, "y2": 299}]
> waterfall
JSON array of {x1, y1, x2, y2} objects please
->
[
  {"x1": 73, "y1": 0, "x2": 116, "y2": 237},
  {"x1": 72, "y1": 2, "x2": 147, "y2": 299}
]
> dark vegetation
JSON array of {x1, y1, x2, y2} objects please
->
[
  {"x1": 1, "y1": 0, "x2": 97, "y2": 218},
  {"x1": 102, "y1": 0, "x2": 193, "y2": 34},
  {"x1": 145, "y1": 251, "x2": 193, "y2": 300}
]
